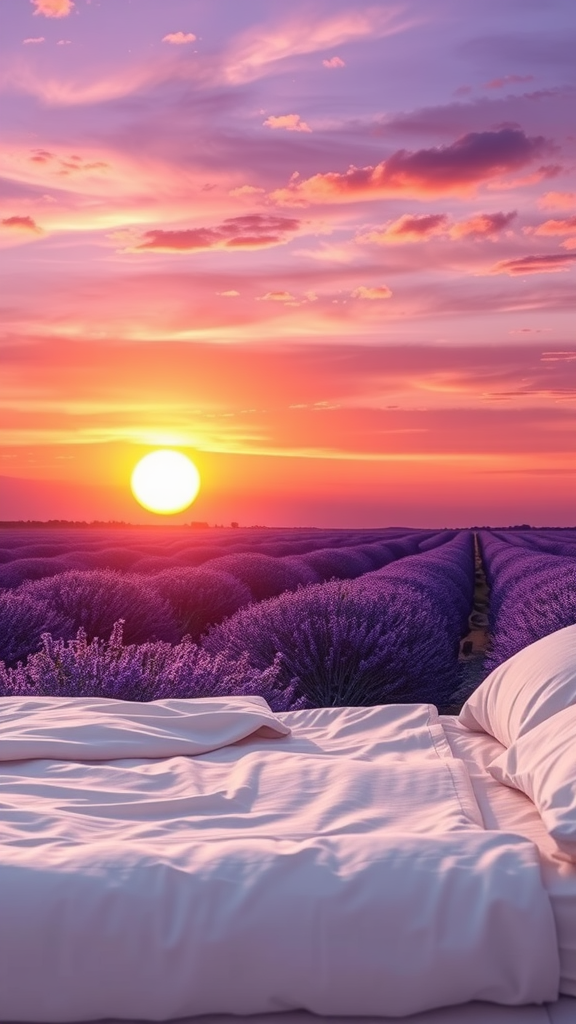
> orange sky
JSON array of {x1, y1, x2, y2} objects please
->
[{"x1": 1, "y1": 0, "x2": 575, "y2": 525}]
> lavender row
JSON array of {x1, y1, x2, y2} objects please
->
[
  {"x1": 489, "y1": 529, "x2": 576, "y2": 560},
  {"x1": 0, "y1": 527, "x2": 442, "y2": 589},
  {"x1": 0, "y1": 533, "x2": 451, "y2": 666},
  {"x1": 478, "y1": 531, "x2": 576, "y2": 671},
  {"x1": 201, "y1": 533, "x2": 475, "y2": 708}
]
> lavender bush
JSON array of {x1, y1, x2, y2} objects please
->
[
  {"x1": 0, "y1": 555, "x2": 90, "y2": 590},
  {"x1": 0, "y1": 621, "x2": 306, "y2": 711},
  {"x1": 0, "y1": 590, "x2": 73, "y2": 667},
  {"x1": 299, "y1": 546, "x2": 378, "y2": 582},
  {"x1": 0, "y1": 543, "x2": 68, "y2": 560},
  {"x1": 131, "y1": 546, "x2": 229, "y2": 573},
  {"x1": 417, "y1": 531, "x2": 458, "y2": 552},
  {"x1": 20, "y1": 569, "x2": 178, "y2": 646},
  {"x1": 202, "y1": 552, "x2": 320, "y2": 601},
  {"x1": 202, "y1": 571, "x2": 462, "y2": 707},
  {"x1": 150, "y1": 566, "x2": 253, "y2": 641}
]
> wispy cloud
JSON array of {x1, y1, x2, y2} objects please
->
[
  {"x1": 223, "y1": 7, "x2": 415, "y2": 84},
  {"x1": 484, "y1": 74, "x2": 534, "y2": 90},
  {"x1": 23, "y1": 37, "x2": 45, "y2": 45},
  {"x1": 489, "y1": 253, "x2": 576, "y2": 275},
  {"x1": 0, "y1": 59, "x2": 166, "y2": 106},
  {"x1": 257, "y1": 290, "x2": 298, "y2": 303},
  {"x1": 131, "y1": 214, "x2": 301, "y2": 253},
  {"x1": 323, "y1": 56, "x2": 345, "y2": 68},
  {"x1": 540, "y1": 351, "x2": 576, "y2": 363}
]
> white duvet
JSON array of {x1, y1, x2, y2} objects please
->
[{"x1": 0, "y1": 696, "x2": 560, "y2": 1021}]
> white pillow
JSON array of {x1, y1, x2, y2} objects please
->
[
  {"x1": 488, "y1": 704, "x2": 576, "y2": 860},
  {"x1": 458, "y1": 624, "x2": 576, "y2": 748}
]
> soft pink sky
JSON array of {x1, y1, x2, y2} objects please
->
[{"x1": 1, "y1": 0, "x2": 575, "y2": 525}]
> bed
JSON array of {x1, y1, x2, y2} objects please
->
[{"x1": 2, "y1": 626, "x2": 576, "y2": 1024}]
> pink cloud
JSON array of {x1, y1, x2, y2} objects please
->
[
  {"x1": 489, "y1": 253, "x2": 576, "y2": 275},
  {"x1": 257, "y1": 291, "x2": 298, "y2": 303},
  {"x1": 132, "y1": 214, "x2": 301, "y2": 253},
  {"x1": 484, "y1": 75, "x2": 534, "y2": 90},
  {"x1": 162, "y1": 32, "x2": 197, "y2": 45},
  {"x1": 31, "y1": 0, "x2": 74, "y2": 17},
  {"x1": 449, "y1": 211, "x2": 517, "y2": 239},
  {"x1": 357, "y1": 210, "x2": 517, "y2": 245},
  {"x1": 57, "y1": 39, "x2": 72, "y2": 45},
  {"x1": 23, "y1": 148, "x2": 109, "y2": 176},
  {"x1": 359, "y1": 213, "x2": 448, "y2": 244},
  {"x1": 263, "y1": 114, "x2": 312, "y2": 133},
  {"x1": 23, "y1": 37, "x2": 45, "y2": 44},
  {"x1": 28, "y1": 149, "x2": 54, "y2": 164},
  {"x1": 1, "y1": 215, "x2": 43, "y2": 234},
  {"x1": 534, "y1": 216, "x2": 576, "y2": 236},
  {"x1": 323, "y1": 56, "x2": 345, "y2": 68},
  {"x1": 271, "y1": 129, "x2": 551, "y2": 204},
  {"x1": 229, "y1": 185, "x2": 266, "y2": 197},
  {"x1": 351, "y1": 285, "x2": 392, "y2": 300},
  {"x1": 537, "y1": 192, "x2": 576, "y2": 211}
]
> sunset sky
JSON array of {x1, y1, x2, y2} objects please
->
[{"x1": 1, "y1": 0, "x2": 575, "y2": 527}]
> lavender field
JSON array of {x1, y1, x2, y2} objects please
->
[{"x1": 1, "y1": 525, "x2": 575, "y2": 711}]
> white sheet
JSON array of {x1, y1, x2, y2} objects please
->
[
  {"x1": 440, "y1": 716, "x2": 576, "y2": 1000},
  {"x1": 0, "y1": 700, "x2": 559, "y2": 1022},
  {"x1": 0, "y1": 694, "x2": 290, "y2": 760}
]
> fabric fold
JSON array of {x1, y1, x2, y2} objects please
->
[{"x1": 0, "y1": 694, "x2": 291, "y2": 760}]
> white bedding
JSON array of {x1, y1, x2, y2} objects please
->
[
  {"x1": 0, "y1": 698, "x2": 560, "y2": 1022},
  {"x1": 440, "y1": 716, "x2": 576, "y2": 1000}
]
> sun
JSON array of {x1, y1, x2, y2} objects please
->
[{"x1": 130, "y1": 450, "x2": 201, "y2": 515}]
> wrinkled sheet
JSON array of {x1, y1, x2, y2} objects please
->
[
  {"x1": 62, "y1": 1000, "x2": 576, "y2": 1024},
  {"x1": 0, "y1": 700, "x2": 560, "y2": 1022},
  {"x1": 0, "y1": 694, "x2": 291, "y2": 760}
]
